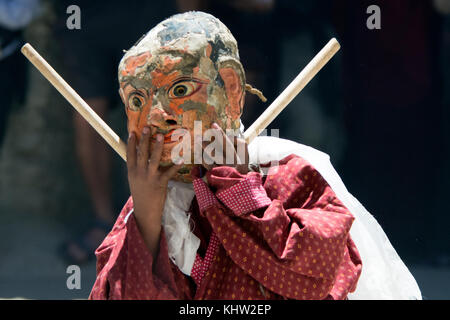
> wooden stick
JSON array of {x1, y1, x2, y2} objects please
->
[
  {"x1": 21, "y1": 43, "x2": 127, "y2": 161},
  {"x1": 21, "y1": 38, "x2": 340, "y2": 162},
  {"x1": 243, "y1": 38, "x2": 340, "y2": 144}
]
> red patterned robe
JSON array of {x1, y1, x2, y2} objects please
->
[{"x1": 89, "y1": 155, "x2": 362, "y2": 300}]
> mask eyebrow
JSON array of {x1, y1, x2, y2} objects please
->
[
  {"x1": 122, "y1": 82, "x2": 150, "y2": 98},
  {"x1": 170, "y1": 77, "x2": 209, "y2": 85}
]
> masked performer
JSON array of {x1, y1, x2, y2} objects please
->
[{"x1": 89, "y1": 12, "x2": 421, "y2": 300}]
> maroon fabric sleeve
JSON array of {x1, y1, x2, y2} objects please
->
[
  {"x1": 194, "y1": 155, "x2": 362, "y2": 300},
  {"x1": 88, "y1": 197, "x2": 185, "y2": 300}
]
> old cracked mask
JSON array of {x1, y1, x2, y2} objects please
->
[{"x1": 118, "y1": 11, "x2": 246, "y2": 182}]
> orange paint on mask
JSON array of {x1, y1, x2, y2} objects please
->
[
  {"x1": 161, "y1": 56, "x2": 183, "y2": 74},
  {"x1": 121, "y1": 52, "x2": 152, "y2": 77},
  {"x1": 150, "y1": 70, "x2": 181, "y2": 89},
  {"x1": 205, "y1": 44, "x2": 212, "y2": 58},
  {"x1": 219, "y1": 67, "x2": 244, "y2": 121},
  {"x1": 126, "y1": 103, "x2": 152, "y2": 142}
]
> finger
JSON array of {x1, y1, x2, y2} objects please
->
[
  {"x1": 202, "y1": 140, "x2": 221, "y2": 168},
  {"x1": 204, "y1": 125, "x2": 223, "y2": 165},
  {"x1": 161, "y1": 159, "x2": 184, "y2": 182},
  {"x1": 212, "y1": 123, "x2": 236, "y2": 166},
  {"x1": 126, "y1": 131, "x2": 137, "y2": 170},
  {"x1": 235, "y1": 138, "x2": 249, "y2": 174},
  {"x1": 137, "y1": 127, "x2": 151, "y2": 169},
  {"x1": 148, "y1": 133, "x2": 163, "y2": 173}
]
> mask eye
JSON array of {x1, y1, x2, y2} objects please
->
[
  {"x1": 128, "y1": 94, "x2": 145, "y2": 111},
  {"x1": 168, "y1": 81, "x2": 200, "y2": 98}
]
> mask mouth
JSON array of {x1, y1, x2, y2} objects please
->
[
  {"x1": 151, "y1": 126, "x2": 185, "y2": 144},
  {"x1": 153, "y1": 129, "x2": 176, "y2": 143}
]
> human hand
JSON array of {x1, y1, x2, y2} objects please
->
[
  {"x1": 201, "y1": 123, "x2": 249, "y2": 175},
  {"x1": 127, "y1": 127, "x2": 183, "y2": 256}
]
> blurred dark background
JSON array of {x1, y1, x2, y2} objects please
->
[{"x1": 0, "y1": 0, "x2": 449, "y2": 299}]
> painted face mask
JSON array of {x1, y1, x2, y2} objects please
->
[{"x1": 118, "y1": 11, "x2": 248, "y2": 182}]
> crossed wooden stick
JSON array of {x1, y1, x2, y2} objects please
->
[{"x1": 21, "y1": 39, "x2": 340, "y2": 162}]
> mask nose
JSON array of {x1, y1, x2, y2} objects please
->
[{"x1": 148, "y1": 101, "x2": 178, "y2": 130}]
